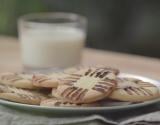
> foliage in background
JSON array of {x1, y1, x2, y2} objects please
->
[
  {"x1": 0, "y1": 0, "x2": 47, "y2": 36},
  {"x1": 0, "y1": 0, "x2": 159, "y2": 58}
]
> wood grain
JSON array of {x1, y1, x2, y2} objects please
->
[{"x1": 0, "y1": 36, "x2": 160, "y2": 80}]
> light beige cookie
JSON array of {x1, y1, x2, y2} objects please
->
[
  {"x1": 0, "y1": 84, "x2": 47, "y2": 105},
  {"x1": 94, "y1": 65, "x2": 119, "y2": 75},
  {"x1": 32, "y1": 68, "x2": 85, "y2": 88},
  {"x1": 40, "y1": 98, "x2": 78, "y2": 107},
  {"x1": 0, "y1": 72, "x2": 37, "y2": 89},
  {"x1": 40, "y1": 98, "x2": 100, "y2": 107},
  {"x1": 32, "y1": 73, "x2": 69, "y2": 88},
  {"x1": 33, "y1": 66, "x2": 119, "y2": 88},
  {"x1": 51, "y1": 88, "x2": 62, "y2": 99},
  {"x1": 56, "y1": 67, "x2": 118, "y2": 104},
  {"x1": 63, "y1": 66, "x2": 87, "y2": 74},
  {"x1": 59, "y1": 66, "x2": 119, "y2": 85},
  {"x1": 73, "y1": 66, "x2": 119, "y2": 80},
  {"x1": 109, "y1": 78, "x2": 159, "y2": 102},
  {"x1": 64, "y1": 65, "x2": 119, "y2": 75}
]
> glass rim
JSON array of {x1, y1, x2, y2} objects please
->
[{"x1": 18, "y1": 12, "x2": 87, "y2": 26}]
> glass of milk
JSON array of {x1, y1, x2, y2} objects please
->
[{"x1": 18, "y1": 12, "x2": 87, "y2": 71}]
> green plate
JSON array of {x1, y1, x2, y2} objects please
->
[{"x1": 0, "y1": 73, "x2": 159, "y2": 115}]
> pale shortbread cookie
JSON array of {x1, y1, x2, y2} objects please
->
[
  {"x1": 60, "y1": 67, "x2": 119, "y2": 85},
  {"x1": 0, "y1": 73, "x2": 37, "y2": 89},
  {"x1": 71, "y1": 66, "x2": 119, "y2": 80},
  {"x1": 0, "y1": 84, "x2": 47, "y2": 105},
  {"x1": 33, "y1": 66, "x2": 119, "y2": 88},
  {"x1": 64, "y1": 65, "x2": 119, "y2": 75},
  {"x1": 63, "y1": 66, "x2": 87, "y2": 74},
  {"x1": 40, "y1": 98, "x2": 100, "y2": 107},
  {"x1": 56, "y1": 67, "x2": 118, "y2": 104},
  {"x1": 32, "y1": 73, "x2": 69, "y2": 88},
  {"x1": 51, "y1": 88, "x2": 62, "y2": 99},
  {"x1": 94, "y1": 65, "x2": 119, "y2": 75},
  {"x1": 32, "y1": 67, "x2": 86, "y2": 88},
  {"x1": 109, "y1": 78, "x2": 159, "y2": 102}
]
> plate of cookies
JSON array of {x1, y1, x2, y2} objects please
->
[{"x1": 0, "y1": 66, "x2": 159, "y2": 115}]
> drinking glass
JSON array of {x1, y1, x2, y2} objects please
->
[{"x1": 18, "y1": 12, "x2": 87, "y2": 71}]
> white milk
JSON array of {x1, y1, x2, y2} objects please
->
[{"x1": 20, "y1": 27, "x2": 85, "y2": 68}]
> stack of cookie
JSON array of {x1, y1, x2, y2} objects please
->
[
  {"x1": 0, "y1": 73, "x2": 47, "y2": 105},
  {"x1": 0, "y1": 66, "x2": 159, "y2": 107}
]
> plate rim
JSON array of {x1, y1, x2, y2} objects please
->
[{"x1": 0, "y1": 73, "x2": 159, "y2": 111}]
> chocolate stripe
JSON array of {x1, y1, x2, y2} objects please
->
[
  {"x1": 95, "y1": 72, "x2": 101, "y2": 77},
  {"x1": 104, "y1": 79, "x2": 116, "y2": 83},
  {"x1": 140, "y1": 88, "x2": 153, "y2": 96},
  {"x1": 62, "y1": 80, "x2": 76, "y2": 83},
  {"x1": 129, "y1": 87, "x2": 141, "y2": 95},
  {"x1": 36, "y1": 77, "x2": 49, "y2": 83},
  {"x1": 61, "y1": 87, "x2": 76, "y2": 97},
  {"x1": 70, "y1": 88, "x2": 82, "y2": 100},
  {"x1": 132, "y1": 88, "x2": 144, "y2": 95},
  {"x1": 76, "y1": 89, "x2": 88, "y2": 101},
  {"x1": 90, "y1": 70, "x2": 97, "y2": 76},
  {"x1": 65, "y1": 87, "x2": 78, "y2": 98},
  {"x1": 70, "y1": 74, "x2": 82, "y2": 77},
  {"x1": 99, "y1": 81, "x2": 115, "y2": 86},
  {"x1": 65, "y1": 87, "x2": 77, "y2": 98},
  {"x1": 71, "y1": 88, "x2": 84, "y2": 100},
  {"x1": 95, "y1": 84, "x2": 108, "y2": 89},
  {"x1": 38, "y1": 78, "x2": 50, "y2": 83},
  {"x1": 85, "y1": 69, "x2": 92, "y2": 76},
  {"x1": 94, "y1": 68, "x2": 106, "y2": 77},
  {"x1": 9, "y1": 78, "x2": 23, "y2": 82},
  {"x1": 61, "y1": 78, "x2": 76, "y2": 83},
  {"x1": 63, "y1": 76, "x2": 79, "y2": 79},
  {"x1": 97, "y1": 68, "x2": 111, "y2": 76},
  {"x1": 90, "y1": 68, "x2": 103, "y2": 77},
  {"x1": 99, "y1": 71, "x2": 109, "y2": 78},
  {"x1": 140, "y1": 85, "x2": 155, "y2": 87},
  {"x1": 62, "y1": 81, "x2": 74, "y2": 86},
  {"x1": 63, "y1": 78, "x2": 78, "y2": 82},
  {"x1": 138, "y1": 82, "x2": 155, "y2": 87},
  {"x1": 92, "y1": 87, "x2": 107, "y2": 93},
  {"x1": 124, "y1": 88, "x2": 133, "y2": 95},
  {"x1": 33, "y1": 76, "x2": 44, "y2": 82},
  {"x1": 54, "y1": 101, "x2": 62, "y2": 106}
]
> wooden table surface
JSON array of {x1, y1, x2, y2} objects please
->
[{"x1": 0, "y1": 36, "x2": 160, "y2": 80}]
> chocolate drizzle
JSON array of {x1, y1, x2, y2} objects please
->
[
  {"x1": 1, "y1": 73, "x2": 31, "y2": 83},
  {"x1": 124, "y1": 86, "x2": 153, "y2": 96},
  {"x1": 33, "y1": 75, "x2": 49, "y2": 83},
  {"x1": 59, "y1": 67, "x2": 118, "y2": 103},
  {"x1": 54, "y1": 101, "x2": 62, "y2": 106},
  {"x1": 61, "y1": 86, "x2": 88, "y2": 101}
]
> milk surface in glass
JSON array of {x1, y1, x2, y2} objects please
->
[{"x1": 20, "y1": 26, "x2": 85, "y2": 68}]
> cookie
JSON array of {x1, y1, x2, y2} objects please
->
[
  {"x1": 63, "y1": 66, "x2": 87, "y2": 74},
  {"x1": 0, "y1": 84, "x2": 47, "y2": 105},
  {"x1": 56, "y1": 67, "x2": 117, "y2": 104},
  {"x1": 32, "y1": 73, "x2": 69, "y2": 88},
  {"x1": 40, "y1": 98, "x2": 78, "y2": 107},
  {"x1": 51, "y1": 88, "x2": 62, "y2": 98},
  {"x1": 64, "y1": 65, "x2": 119, "y2": 75},
  {"x1": 33, "y1": 66, "x2": 119, "y2": 88},
  {"x1": 94, "y1": 65, "x2": 119, "y2": 75},
  {"x1": 73, "y1": 66, "x2": 119, "y2": 80},
  {"x1": 40, "y1": 98, "x2": 100, "y2": 107},
  {"x1": 109, "y1": 78, "x2": 159, "y2": 102},
  {"x1": 0, "y1": 72, "x2": 37, "y2": 89}
]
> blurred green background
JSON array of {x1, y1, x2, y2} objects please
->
[{"x1": 0, "y1": 0, "x2": 160, "y2": 58}]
